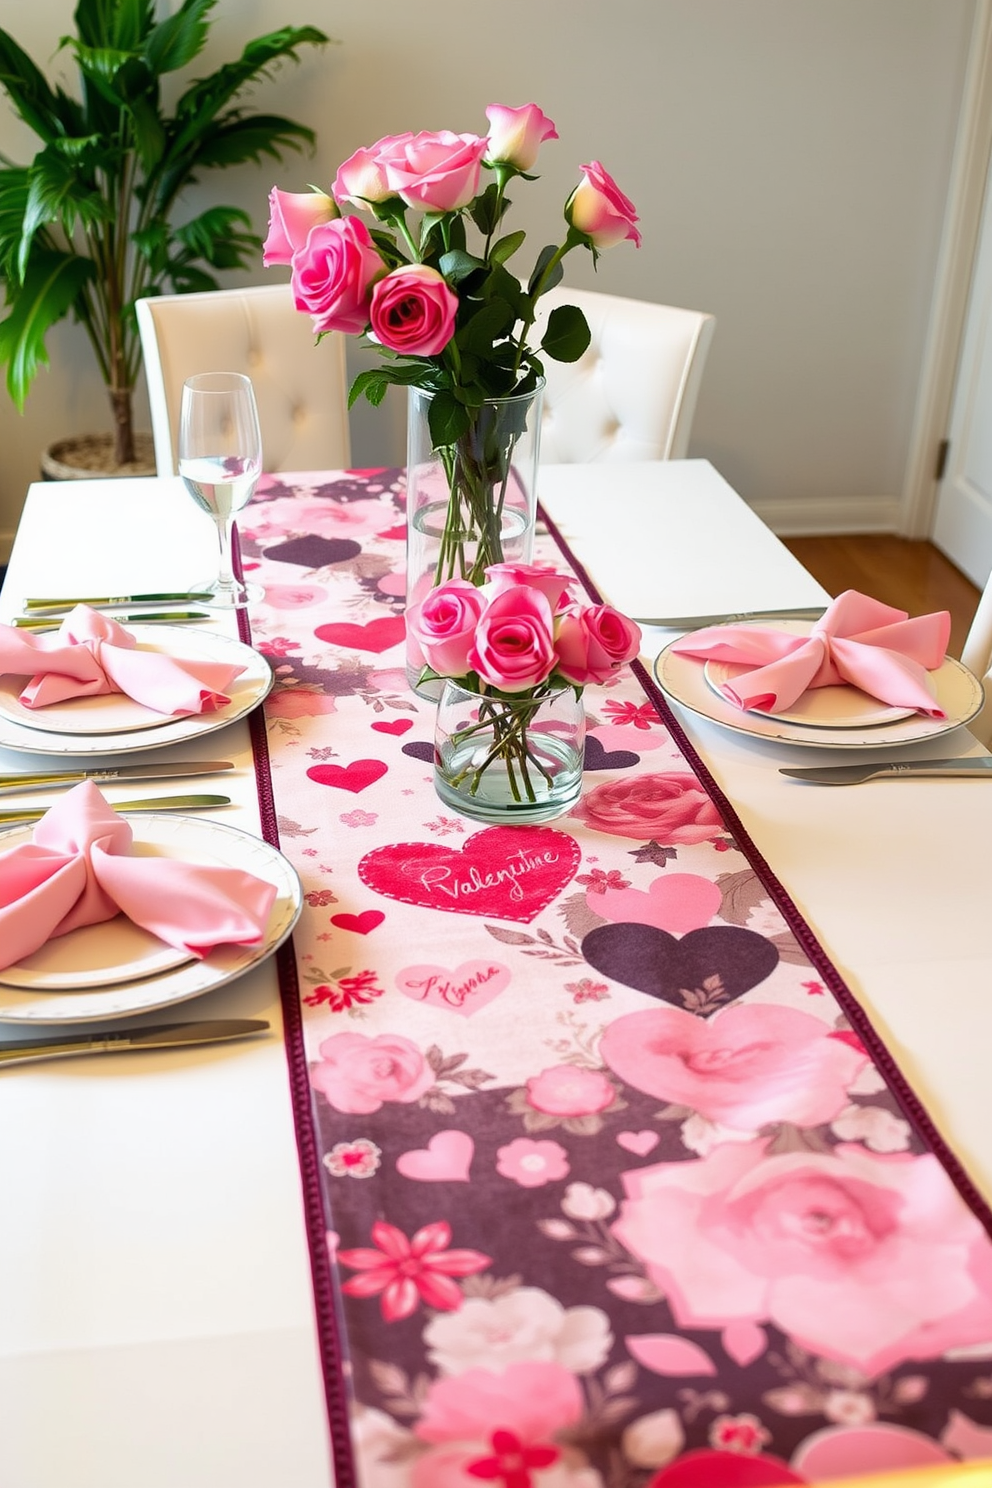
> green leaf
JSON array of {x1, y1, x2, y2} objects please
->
[
  {"x1": 184, "y1": 114, "x2": 315, "y2": 170},
  {"x1": 173, "y1": 206, "x2": 258, "y2": 269},
  {"x1": 469, "y1": 181, "x2": 510, "y2": 237},
  {"x1": 0, "y1": 251, "x2": 93, "y2": 408},
  {"x1": 490, "y1": 229, "x2": 526, "y2": 267},
  {"x1": 541, "y1": 303, "x2": 591, "y2": 364},
  {"x1": 438, "y1": 248, "x2": 485, "y2": 285},
  {"x1": 144, "y1": 0, "x2": 215, "y2": 75},
  {"x1": 482, "y1": 262, "x2": 526, "y2": 320},
  {"x1": 457, "y1": 297, "x2": 514, "y2": 356},
  {"x1": 527, "y1": 244, "x2": 564, "y2": 296},
  {"x1": 427, "y1": 389, "x2": 471, "y2": 446},
  {"x1": 19, "y1": 147, "x2": 110, "y2": 275},
  {"x1": 0, "y1": 28, "x2": 83, "y2": 143}
]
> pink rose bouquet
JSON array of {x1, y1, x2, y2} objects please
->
[
  {"x1": 265, "y1": 105, "x2": 639, "y2": 584},
  {"x1": 409, "y1": 563, "x2": 640, "y2": 804}
]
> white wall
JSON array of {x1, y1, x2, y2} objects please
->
[{"x1": 0, "y1": 0, "x2": 977, "y2": 557}]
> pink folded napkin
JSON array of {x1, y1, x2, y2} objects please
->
[
  {"x1": 0, "y1": 605, "x2": 245, "y2": 715},
  {"x1": 671, "y1": 590, "x2": 951, "y2": 717},
  {"x1": 0, "y1": 781, "x2": 277, "y2": 971}
]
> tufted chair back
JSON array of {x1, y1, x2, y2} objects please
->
[
  {"x1": 136, "y1": 284, "x2": 350, "y2": 477},
  {"x1": 534, "y1": 287, "x2": 715, "y2": 463}
]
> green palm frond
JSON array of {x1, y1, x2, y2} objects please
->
[{"x1": 0, "y1": 251, "x2": 95, "y2": 408}]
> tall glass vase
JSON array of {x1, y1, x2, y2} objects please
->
[{"x1": 405, "y1": 382, "x2": 544, "y2": 693}]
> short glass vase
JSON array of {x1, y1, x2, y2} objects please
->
[{"x1": 433, "y1": 680, "x2": 585, "y2": 825}]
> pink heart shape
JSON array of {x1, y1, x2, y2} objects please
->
[
  {"x1": 595, "y1": 873, "x2": 721, "y2": 934},
  {"x1": 396, "y1": 960, "x2": 511, "y2": 1016},
  {"x1": 617, "y1": 1129, "x2": 660, "y2": 1156},
  {"x1": 396, "y1": 1130, "x2": 474, "y2": 1182},
  {"x1": 308, "y1": 760, "x2": 388, "y2": 794},
  {"x1": 371, "y1": 718, "x2": 414, "y2": 736},
  {"x1": 330, "y1": 910, "x2": 384, "y2": 935},
  {"x1": 314, "y1": 617, "x2": 405, "y2": 653},
  {"x1": 358, "y1": 825, "x2": 581, "y2": 924}
]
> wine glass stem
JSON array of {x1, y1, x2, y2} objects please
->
[{"x1": 214, "y1": 515, "x2": 238, "y2": 595}]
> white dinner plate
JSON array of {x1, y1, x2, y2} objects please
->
[
  {"x1": 0, "y1": 625, "x2": 272, "y2": 755},
  {"x1": 655, "y1": 628, "x2": 984, "y2": 749},
  {"x1": 0, "y1": 814, "x2": 302, "y2": 1023}
]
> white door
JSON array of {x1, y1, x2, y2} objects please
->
[{"x1": 932, "y1": 142, "x2": 992, "y2": 588}]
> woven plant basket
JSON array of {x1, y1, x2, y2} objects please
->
[{"x1": 41, "y1": 433, "x2": 157, "y2": 481}]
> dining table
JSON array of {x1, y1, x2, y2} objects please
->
[{"x1": 1, "y1": 456, "x2": 991, "y2": 1488}]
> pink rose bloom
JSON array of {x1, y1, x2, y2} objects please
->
[
  {"x1": 571, "y1": 771, "x2": 725, "y2": 842},
  {"x1": 485, "y1": 103, "x2": 558, "y2": 170},
  {"x1": 566, "y1": 161, "x2": 641, "y2": 249},
  {"x1": 469, "y1": 584, "x2": 557, "y2": 693},
  {"x1": 260, "y1": 583, "x2": 328, "y2": 610},
  {"x1": 290, "y1": 215, "x2": 385, "y2": 335},
  {"x1": 484, "y1": 562, "x2": 574, "y2": 610},
  {"x1": 379, "y1": 129, "x2": 489, "y2": 212},
  {"x1": 370, "y1": 264, "x2": 459, "y2": 357},
  {"x1": 311, "y1": 1031, "x2": 434, "y2": 1114},
  {"x1": 613, "y1": 1139, "x2": 992, "y2": 1376},
  {"x1": 262, "y1": 187, "x2": 338, "y2": 266},
  {"x1": 600, "y1": 1003, "x2": 868, "y2": 1130},
  {"x1": 408, "y1": 578, "x2": 488, "y2": 677},
  {"x1": 333, "y1": 139, "x2": 408, "y2": 207},
  {"x1": 555, "y1": 604, "x2": 642, "y2": 686},
  {"x1": 416, "y1": 1360, "x2": 584, "y2": 1446},
  {"x1": 497, "y1": 1137, "x2": 571, "y2": 1188},
  {"x1": 526, "y1": 1064, "x2": 616, "y2": 1117}
]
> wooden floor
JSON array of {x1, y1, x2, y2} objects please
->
[{"x1": 782, "y1": 534, "x2": 980, "y2": 659}]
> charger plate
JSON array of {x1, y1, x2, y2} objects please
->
[
  {"x1": 655, "y1": 625, "x2": 984, "y2": 749},
  {"x1": 0, "y1": 813, "x2": 302, "y2": 1023},
  {"x1": 0, "y1": 625, "x2": 272, "y2": 754}
]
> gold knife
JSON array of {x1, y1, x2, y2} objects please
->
[
  {"x1": 0, "y1": 1018, "x2": 270, "y2": 1068},
  {"x1": 13, "y1": 611, "x2": 212, "y2": 631},
  {"x1": 0, "y1": 793, "x2": 232, "y2": 824},
  {"x1": 0, "y1": 760, "x2": 235, "y2": 796},
  {"x1": 23, "y1": 592, "x2": 215, "y2": 611}
]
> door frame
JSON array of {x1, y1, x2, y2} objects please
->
[{"x1": 902, "y1": 0, "x2": 992, "y2": 538}]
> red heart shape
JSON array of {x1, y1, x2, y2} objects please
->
[
  {"x1": 314, "y1": 617, "x2": 405, "y2": 653},
  {"x1": 358, "y1": 826, "x2": 580, "y2": 924},
  {"x1": 330, "y1": 910, "x2": 385, "y2": 935},
  {"x1": 371, "y1": 718, "x2": 414, "y2": 736},
  {"x1": 307, "y1": 760, "x2": 387, "y2": 793}
]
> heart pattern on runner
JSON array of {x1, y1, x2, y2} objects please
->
[
  {"x1": 307, "y1": 760, "x2": 388, "y2": 793},
  {"x1": 581, "y1": 922, "x2": 779, "y2": 1007},
  {"x1": 315, "y1": 616, "x2": 405, "y2": 653},
  {"x1": 395, "y1": 959, "x2": 511, "y2": 1016},
  {"x1": 358, "y1": 826, "x2": 581, "y2": 923}
]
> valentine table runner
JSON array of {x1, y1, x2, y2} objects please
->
[{"x1": 239, "y1": 469, "x2": 992, "y2": 1488}]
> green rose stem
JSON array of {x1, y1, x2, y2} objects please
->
[{"x1": 446, "y1": 690, "x2": 557, "y2": 803}]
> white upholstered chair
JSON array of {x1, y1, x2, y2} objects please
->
[
  {"x1": 533, "y1": 287, "x2": 715, "y2": 463},
  {"x1": 961, "y1": 576, "x2": 992, "y2": 746},
  {"x1": 136, "y1": 283, "x2": 350, "y2": 477}
]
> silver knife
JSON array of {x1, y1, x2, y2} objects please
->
[
  {"x1": 0, "y1": 793, "x2": 232, "y2": 823},
  {"x1": 0, "y1": 1017, "x2": 270, "y2": 1068},
  {"x1": 780, "y1": 757, "x2": 992, "y2": 785},
  {"x1": 636, "y1": 605, "x2": 829, "y2": 628},
  {"x1": 13, "y1": 611, "x2": 212, "y2": 631},
  {"x1": 0, "y1": 760, "x2": 235, "y2": 796},
  {"x1": 23, "y1": 592, "x2": 214, "y2": 611}
]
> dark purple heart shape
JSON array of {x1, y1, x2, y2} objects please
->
[
  {"x1": 584, "y1": 736, "x2": 640, "y2": 771},
  {"x1": 402, "y1": 740, "x2": 435, "y2": 764},
  {"x1": 262, "y1": 536, "x2": 361, "y2": 567},
  {"x1": 581, "y1": 923, "x2": 779, "y2": 1008}
]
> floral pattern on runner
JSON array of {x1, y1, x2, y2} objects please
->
[{"x1": 243, "y1": 470, "x2": 992, "y2": 1488}]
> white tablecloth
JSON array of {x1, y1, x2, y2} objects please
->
[{"x1": 1, "y1": 459, "x2": 988, "y2": 1487}]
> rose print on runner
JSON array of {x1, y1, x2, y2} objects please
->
[
  {"x1": 311, "y1": 1031, "x2": 433, "y2": 1113},
  {"x1": 612, "y1": 1140, "x2": 992, "y2": 1376},
  {"x1": 570, "y1": 771, "x2": 725, "y2": 843},
  {"x1": 600, "y1": 1003, "x2": 868, "y2": 1129},
  {"x1": 424, "y1": 1286, "x2": 613, "y2": 1376},
  {"x1": 336, "y1": 1219, "x2": 491, "y2": 1321}
]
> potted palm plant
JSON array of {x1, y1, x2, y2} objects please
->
[{"x1": 0, "y1": 0, "x2": 327, "y2": 475}]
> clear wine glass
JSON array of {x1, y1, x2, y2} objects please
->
[{"x1": 178, "y1": 371, "x2": 263, "y2": 608}]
